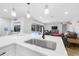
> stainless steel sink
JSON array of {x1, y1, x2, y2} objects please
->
[{"x1": 24, "y1": 39, "x2": 56, "y2": 50}]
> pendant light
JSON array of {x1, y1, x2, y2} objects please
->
[
  {"x1": 44, "y1": 4, "x2": 49, "y2": 14},
  {"x1": 26, "y1": 3, "x2": 31, "y2": 18},
  {"x1": 11, "y1": 4, "x2": 16, "y2": 17},
  {"x1": 26, "y1": 10, "x2": 31, "y2": 18},
  {"x1": 3, "y1": 9, "x2": 8, "y2": 12},
  {"x1": 64, "y1": 11, "x2": 69, "y2": 15}
]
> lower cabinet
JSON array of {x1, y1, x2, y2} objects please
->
[
  {"x1": 16, "y1": 44, "x2": 45, "y2": 56},
  {"x1": 0, "y1": 44, "x2": 16, "y2": 56},
  {"x1": 0, "y1": 44, "x2": 45, "y2": 56}
]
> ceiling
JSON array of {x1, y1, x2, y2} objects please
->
[{"x1": 0, "y1": 3, "x2": 79, "y2": 23}]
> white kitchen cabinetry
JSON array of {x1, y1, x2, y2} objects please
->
[
  {"x1": 16, "y1": 44, "x2": 45, "y2": 56},
  {"x1": 0, "y1": 44, "x2": 45, "y2": 56},
  {"x1": 0, "y1": 44, "x2": 16, "y2": 56},
  {"x1": 11, "y1": 17, "x2": 25, "y2": 34}
]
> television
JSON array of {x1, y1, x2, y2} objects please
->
[{"x1": 52, "y1": 26, "x2": 58, "y2": 29}]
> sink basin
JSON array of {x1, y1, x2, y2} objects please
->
[{"x1": 24, "y1": 39, "x2": 56, "y2": 50}]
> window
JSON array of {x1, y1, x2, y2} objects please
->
[
  {"x1": 31, "y1": 25, "x2": 35, "y2": 31},
  {"x1": 31, "y1": 24, "x2": 44, "y2": 32}
]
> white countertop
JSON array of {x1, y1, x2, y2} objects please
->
[{"x1": 0, "y1": 33, "x2": 68, "y2": 56}]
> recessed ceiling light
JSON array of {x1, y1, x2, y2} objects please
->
[
  {"x1": 3, "y1": 9, "x2": 8, "y2": 12},
  {"x1": 64, "y1": 11, "x2": 69, "y2": 15},
  {"x1": 39, "y1": 17, "x2": 42, "y2": 19}
]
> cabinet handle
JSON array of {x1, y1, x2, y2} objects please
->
[{"x1": 0, "y1": 52, "x2": 7, "y2": 56}]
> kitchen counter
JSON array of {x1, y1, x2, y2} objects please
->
[{"x1": 0, "y1": 33, "x2": 68, "y2": 56}]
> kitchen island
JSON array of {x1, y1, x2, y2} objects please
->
[{"x1": 0, "y1": 33, "x2": 68, "y2": 56}]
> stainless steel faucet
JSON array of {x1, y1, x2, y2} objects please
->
[
  {"x1": 42, "y1": 33, "x2": 45, "y2": 39},
  {"x1": 41, "y1": 26, "x2": 45, "y2": 39}
]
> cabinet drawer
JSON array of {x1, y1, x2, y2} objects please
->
[{"x1": 0, "y1": 44, "x2": 16, "y2": 56}]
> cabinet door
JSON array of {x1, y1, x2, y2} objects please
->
[
  {"x1": 0, "y1": 44, "x2": 16, "y2": 56},
  {"x1": 16, "y1": 44, "x2": 45, "y2": 56}
]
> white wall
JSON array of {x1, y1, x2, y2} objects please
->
[
  {"x1": 73, "y1": 17, "x2": 79, "y2": 33},
  {"x1": 11, "y1": 17, "x2": 44, "y2": 34},
  {"x1": 66, "y1": 20, "x2": 79, "y2": 37},
  {"x1": 0, "y1": 18, "x2": 11, "y2": 35},
  {"x1": 67, "y1": 21, "x2": 79, "y2": 33},
  {"x1": 44, "y1": 22, "x2": 62, "y2": 34},
  {"x1": 62, "y1": 24, "x2": 67, "y2": 33},
  {"x1": 24, "y1": 17, "x2": 44, "y2": 33},
  {"x1": 11, "y1": 17, "x2": 25, "y2": 33}
]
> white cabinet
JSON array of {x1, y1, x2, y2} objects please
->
[
  {"x1": 16, "y1": 44, "x2": 45, "y2": 56},
  {"x1": 0, "y1": 44, "x2": 16, "y2": 56},
  {"x1": 0, "y1": 44, "x2": 45, "y2": 56},
  {"x1": 11, "y1": 17, "x2": 25, "y2": 34}
]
